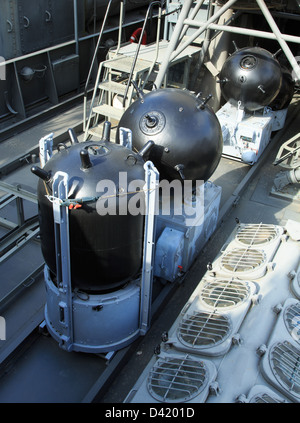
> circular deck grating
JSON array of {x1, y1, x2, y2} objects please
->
[
  {"x1": 236, "y1": 223, "x2": 280, "y2": 246},
  {"x1": 220, "y1": 248, "x2": 266, "y2": 274},
  {"x1": 250, "y1": 393, "x2": 285, "y2": 403},
  {"x1": 178, "y1": 311, "x2": 232, "y2": 349},
  {"x1": 270, "y1": 341, "x2": 300, "y2": 399},
  {"x1": 200, "y1": 279, "x2": 250, "y2": 309},
  {"x1": 284, "y1": 302, "x2": 300, "y2": 343},
  {"x1": 147, "y1": 356, "x2": 208, "y2": 402}
]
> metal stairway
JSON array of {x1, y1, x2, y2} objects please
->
[
  {"x1": 84, "y1": 54, "x2": 153, "y2": 141},
  {"x1": 83, "y1": 1, "x2": 163, "y2": 142}
]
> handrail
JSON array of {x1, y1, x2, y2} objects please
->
[
  {"x1": 113, "y1": 0, "x2": 126, "y2": 58},
  {"x1": 83, "y1": 0, "x2": 113, "y2": 131},
  {"x1": 141, "y1": 1, "x2": 164, "y2": 91},
  {"x1": 83, "y1": 0, "x2": 113, "y2": 98},
  {"x1": 122, "y1": 1, "x2": 164, "y2": 108},
  {"x1": 83, "y1": 53, "x2": 126, "y2": 140}
]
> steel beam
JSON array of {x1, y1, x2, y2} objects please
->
[{"x1": 256, "y1": 0, "x2": 300, "y2": 81}]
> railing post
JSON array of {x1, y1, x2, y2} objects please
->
[
  {"x1": 83, "y1": 0, "x2": 113, "y2": 131},
  {"x1": 139, "y1": 161, "x2": 159, "y2": 335},
  {"x1": 52, "y1": 171, "x2": 74, "y2": 351}
]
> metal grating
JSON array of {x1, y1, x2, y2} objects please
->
[
  {"x1": 270, "y1": 341, "x2": 300, "y2": 399},
  {"x1": 220, "y1": 248, "x2": 266, "y2": 274},
  {"x1": 147, "y1": 356, "x2": 208, "y2": 402},
  {"x1": 284, "y1": 302, "x2": 300, "y2": 343},
  {"x1": 250, "y1": 393, "x2": 285, "y2": 403},
  {"x1": 236, "y1": 223, "x2": 279, "y2": 246},
  {"x1": 177, "y1": 311, "x2": 232, "y2": 349},
  {"x1": 200, "y1": 279, "x2": 250, "y2": 309}
]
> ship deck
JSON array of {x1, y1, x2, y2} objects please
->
[{"x1": 0, "y1": 91, "x2": 299, "y2": 403}]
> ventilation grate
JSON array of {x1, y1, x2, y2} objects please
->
[
  {"x1": 236, "y1": 223, "x2": 280, "y2": 246},
  {"x1": 177, "y1": 311, "x2": 231, "y2": 349},
  {"x1": 220, "y1": 248, "x2": 266, "y2": 274},
  {"x1": 200, "y1": 279, "x2": 250, "y2": 309},
  {"x1": 284, "y1": 302, "x2": 300, "y2": 343},
  {"x1": 243, "y1": 385, "x2": 288, "y2": 403},
  {"x1": 250, "y1": 393, "x2": 286, "y2": 403},
  {"x1": 147, "y1": 355, "x2": 208, "y2": 402},
  {"x1": 270, "y1": 341, "x2": 300, "y2": 399}
]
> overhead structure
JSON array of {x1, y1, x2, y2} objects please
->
[{"x1": 155, "y1": 0, "x2": 300, "y2": 88}]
